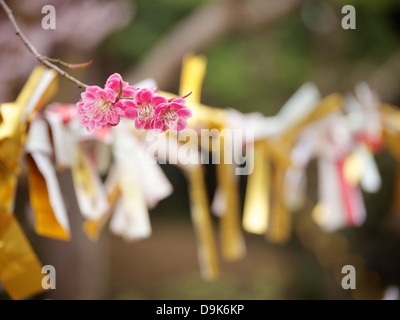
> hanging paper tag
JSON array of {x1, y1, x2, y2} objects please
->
[
  {"x1": 45, "y1": 104, "x2": 76, "y2": 169},
  {"x1": 111, "y1": 122, "x2": 152, "y2": 240},
  {"x1": 109, "y1": 163, "x2": 151, "y2": 241},
  {"x1": 25, "y1": 117, "x2": 70, "y2": 240},
  {"x1": 83, "y1": 164, "x2": 120, "y2": 241},
  {"x1": 338, "y1": 158, "x2": 366, "y2": 227},
  {"x1": 314, "y1": 158, "x2": 346, "y2": 231},
  {"x1": 71, "y1": 142, "x2": 109, "y2": 221},
  {"x1": 130, "y1": 132, "x2": 173, "y2": 209}
]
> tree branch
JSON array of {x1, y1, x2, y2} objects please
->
[
  {"x1": 0, "y1": 0, "x2": 88, "y2": 89},
  {"x1": 126, "y1": 0, "x2": 305, "y2": 89}
]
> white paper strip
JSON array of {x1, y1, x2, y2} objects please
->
[
  {"x1": 25, "y1": 117, "x2": 70, "y2": 233},
  {"x1": 277, "y1": 82, "x2": 321, "y2": 132},
  {"x1": 109, "y1": 162, "x2": 151, "y2": 241},
  {"x1": 45, "y1": 110, "x2": 75, "y2": 168},
  {"x1": 114, "y1": 120, "x2": 173, "y2": 208},
  {"x1": 358, "y1": 145, "x2": 381, "y2": 193},
  {"x1": 71, "y1": 143, "x2": 109, "y2": 221},
  {"x1": 211, "y1": 187, "x2": 226, "y2": 217},
  {"x1": 20, "y1": 69, "x2": 57, "y2": 123},
  {"x1": 315, "y1": 158, "x2": 346, "y2": 231}
]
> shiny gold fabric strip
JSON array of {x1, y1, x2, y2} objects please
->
[
  {"x1": 180, "y1": 54, "x2": 219, "y2": 279},
  {"x1": 0, "y1": 161, "x2": 17, "y2": 212},
  {"x1": 267, "y1": 161, "x2": 291, "y2": 244},
  {"x1": 0, "y1": 102, "x2": 26, "y2": 173},
  {"x1": 26, "y1": 155, "x2": 69, "y2": 240},
  {"x1": 0, "y1": 207, "x2": 44, "y2": 300},
  {"x1": 0, "y1": 67, "x2": 57, "y2": 299},
  {"x1": 243, "y1": 141, "x2": 270, "y2": 235},
  {"x1": 216, "y1": 153, "x2": 246, "y2": 261},
  {"x1": 186, "y1": 166, "x2": 219, "y2": 280}
]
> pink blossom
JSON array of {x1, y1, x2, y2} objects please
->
[
  {"x1": 153, "y1": 97, "x2": 192, "y2": 132},
  {"x1": 76, "y1": 72, "x2": 192, "y2": 132},
  {"x1": 115, "y1": 88, "x2": 160, "y2": 130},
  {"x1": 133, "y1": 88, "x2": 159, "y2": 130},
  {"x1": 115, "y1": 99, "x2": 138, "y2": 120},
  {"x1": 77, "y1": 73, "x2": 138, "y2": 132},
  {"x1": 105, "y1": 73, "x2": 136, "y2": 98},
  {"x1": 76, "y1": 85, "x2": 120, "y2": 131}
]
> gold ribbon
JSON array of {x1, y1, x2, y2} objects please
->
[
  {"x1": 0, "y1": 205, "x2": 44, "y2": 300},
  {"x1": 185, "y1": 165, "x2": 219, "y2": 280},
  {"x1": 243, "y1": 141, "x2": 270, "y2": 235},
  {"x1": 268, "y1": 93, "x2": 344, "y2": 243},
  {"x1": 282, "y1": 93, "x2": 344, "y2": 143},
  {"x1": 0, "y1": 161, "x2": 17, "y2": 212},
  {"x1": 216, "y1": 141, "x2": 246, "y2": 261},
  {"x1": 0, "y1": 66, "x2": 58, "y2": 299},
  {"x1": 0, "y1": 67, "x2": 58, "y2": 172},
  {"x1": 26, "y1": 154, "x2": 69, "y2": 240},
  {"x1": 179, "y1": 54, "x2": 219, "y2": 279},
  {"x1": 267, "y1": 159, "x2": 291, "y2": 244}
]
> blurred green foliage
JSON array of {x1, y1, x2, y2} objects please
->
[{"x1": 101, "y1": 0, "x2": 400, "y2": 115}]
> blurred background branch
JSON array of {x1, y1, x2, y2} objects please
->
[
  {"x1": 368, "y1": 49, "x2": 400, "y2": 102},
  {"x1": 127, "y1": 0, "x2": 305, "y2": 89}
]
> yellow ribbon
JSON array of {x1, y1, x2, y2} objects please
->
[
  {"x1": 179, "y1": 54, "x2": 219, "y2": 280},
  {"x1": 216, "y1": 141, "x2": 246, "y2": 262},
  {"x1": 0, "y1": 205, "x2": 44, "y2": 300},
  {"x1": 243, "y1": 141, "x2": 270, "y2": 235},
  {"x1": 26, "y1": 154, "x2": 69, "y2": 240},
  {"x1": 267, "y1": 160, "x2": 291, "y2": 244},
  {"x1": 0, "y1": 66, "x2": 58, "y2": 299},
  {"x1": 267, "y1": 93, "x2": 344, "y2": 243}
]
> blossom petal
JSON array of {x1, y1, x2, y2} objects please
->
[
  {"x1": 135, "y1": 119, "x2": 146, "y2": 130},
  {"x1": 105, "y1": 73, "x2": 128, "y2": 93},
  {"x1": 152, "y1": 95, "x2": 168, "y2": 107},
  {"x1": 176, "y1": 107, "x2": 192, "y2": 118},
  {"x1": 176, "y1": 118, "x2": 188, "y2": 132},
  {"x1": 124, "y1": 108, "x2": 138, "y2": 120}
]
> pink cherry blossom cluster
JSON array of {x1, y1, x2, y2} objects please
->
[{"x1": 76, "y1": 73, "x2": 192, "y2": 132}]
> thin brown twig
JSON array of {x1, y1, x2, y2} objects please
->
[{"x1": 0, "y1": 0, "x2": 89, "y2": 89}]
